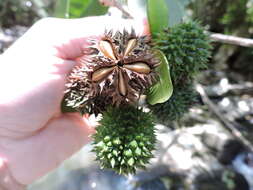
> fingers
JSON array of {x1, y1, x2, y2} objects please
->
[
  {"x1": 4, "y1": 113, "x2": 95, "y2": 185},
  {"x1": 4, "y1": 16, "x2": 150, "y2": 64},
  {"x1": 37, "y1": 16, "x2": 150, "y2": 59}
]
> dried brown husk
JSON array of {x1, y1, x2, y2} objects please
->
[{"x1": 65, "y1": 29, "x2": 160, "y2": 115}]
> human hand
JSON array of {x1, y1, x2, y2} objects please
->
[{"x1": 0, "y1": 16, "x2": 149, "y2": 187}]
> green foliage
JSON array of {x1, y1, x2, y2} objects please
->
[
  {"x1": 147, "y1": 0, "x2": 169, "y2": 35},
  {"x1": 147, "y1": 50, "x2": 173, "y2": 105},
  {"x1": 191, "y1": 0, "x2": 253, "y2": 33},
  {"x1": 150, "y1": 83, "x2": 197, "y2": 123},
  {"x1": 92, "y1": 106, "x2": 156, "y2": 175},
  {"x1": 147, "y1": 0, "x2": 190, "y2": 35},
  {"x1": 222, "y1": 170, "x2": 236, "y2": 190},
  {"x1": 79, "y1": 0, "x2": 108, "y2": 17},
  {"x1": 153, "y1": 21, "x2": 212, "y2": 86},
  {"x1": 190, "y1": 0, "x2": 253, "y2": 81},
  {"x1": 0, "y1": 0, "x2": 45, "y2": 27},
  {"x1": 220, "y1": 0, "x2": 248, "y2": 33},
  {"x1": 54, "y1": 0, "x2": 108, "y2": 19}
]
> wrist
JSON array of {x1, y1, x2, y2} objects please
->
[{"x1": 0, "y1": 157, "x2": 26, "y2": 190}]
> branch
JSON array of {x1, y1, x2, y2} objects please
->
[
  {"x1": 196, "y1": 83, "x2": 253, "y2": 150},
  {"x1": 209, "y1": 33, "x2": 253, "y2": 47}
]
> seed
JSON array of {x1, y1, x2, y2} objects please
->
[
  {"x1": 124, "y1": 39, "x2": 137, "y2": 56},
  {"x1": 92, "y1": 67, "x2": 115, "y2": 82},
  {"x1": 99, "y1": 40, "x2": 116, "y2": 60},
  {"x1": 118, "y1": 71, "x2": 127, "y2": 96},
  {"x1": 123, "y1": 62, "x2": 151, "y2": 74}
]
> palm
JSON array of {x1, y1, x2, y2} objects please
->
[{"x1": 0, "y1": 16, "x2": 148, "y2": 185}]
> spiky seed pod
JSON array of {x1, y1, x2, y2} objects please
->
[
  {"x1": 64, "y1": 29, "x2": 160, "y2": 115},
  {"x1": 153, "y1": 21, "x2": 212, "y2": 86},
  {"x1": 92, "y1": 105, "x2": 156, "y2": 175},
  {"x1": 149, "y1": 21, "x2": 212, "y2": 123},
  {"x1": 149, "y1": 83, "x2": 198, "y2": 124}
]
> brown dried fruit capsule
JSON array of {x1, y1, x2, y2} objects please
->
[{"x1": 65, "y1": 29, "x2": 160, "y2": 114}]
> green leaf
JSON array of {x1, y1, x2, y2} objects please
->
[
  {"x1": 54, "y1": 0, "x2": 70, "y2": 18},
  {"x1": 147, "y1": 0, "x2": 169, "y2": 35},
  {"x1": 69, "y1": 0, "x2": 92, "y2": 18},
  {"x1": 80, "y1": 0, "x2": 108, "y2": 17},
  {"x1": 147, "y1": 50, "x2": 173, "y2": 105},
  {"x1": 55, "y1": 0, "x2": 108, "y2": 19}
]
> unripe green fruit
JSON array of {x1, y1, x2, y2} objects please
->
[
  {"x1": 150, "y1": 21, "x2": 211, "y2": 123},
  {"x1": 153, "y1": 21, "x2": 212, "y2": 86},
  {"x1": 92, "y1": 106, "x2": 156, "y2": 175},
  {"x1": 150, "y1": 83, "x2": 198, "y2": 124}
]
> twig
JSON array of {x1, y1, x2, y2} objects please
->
[
  {"x1": 196, "y1": 83, "x2": 253, "y2": 150},
  {"x1": 226, "y1": 83, "x2": 253, "y2": 95},
  {"x1": 209, "y1": 32, "x2": 253, "y2": 48},
  {"x1": 204, "y1": 82, "x2": 253, "y2": 97}
]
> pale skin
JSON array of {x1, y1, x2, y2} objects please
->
[{"x1": 0, "y1": 16, "x2": 148, "y2": 187}]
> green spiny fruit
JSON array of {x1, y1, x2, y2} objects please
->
[
  {"x1": 92, "y1": 105, "x2": 156, "y2": 175},
  {"x1": 149, "y1": 83, "x2": 198, "y2": 124},
  {"x1": 149, "y1": 21, "x2": 211, "y2": 123},
  {"x1": 153, "y1": 21, "x2": 212, "y2": 86}
]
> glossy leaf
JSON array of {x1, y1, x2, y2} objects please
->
[
  {"x1": 80, "y1": 0, "x2": 108, "y2": 17},
  {"x1": 147, "y1": 0, "x2": 169, "y2": 35},
  {"x1": 69, "y1": 0, "x2": 92, "y2": 18},
  {"x1": 54, "y1": 0, "x2": 108, "y2": 19},
  {"x1": 147, "y1": 50, "x2": 173, "y2": 105}
]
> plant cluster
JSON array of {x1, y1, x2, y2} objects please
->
[
  {"x1": 150, "y1": 21, "x2": 211, "y2": 123},
  {"x1": 63, "y1": 21, "x2": 212, "y2": 174},
  {"x1": 191, "y1": 0, "x2": 253, "y2": 81},
  {"x1": 64, "y1": 30, "x2": 158, "y2": 174},
  {"x1": 0, "y1": 0, "x2": 50, "y2": 28}
]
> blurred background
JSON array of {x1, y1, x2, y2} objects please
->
[{"x1": 1, "y1": 0, "x2": 253, "y2": 189}]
